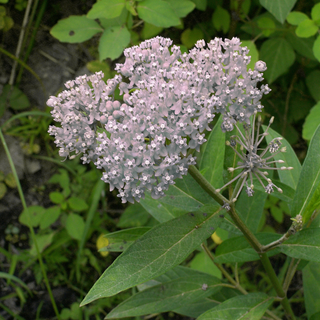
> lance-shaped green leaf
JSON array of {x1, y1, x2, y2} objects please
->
[
  {"x1": 80, "y1": 208, "x2": 222, "y2": 305},
  {"x1": 215, "y1": 233, "x2": 281, "y2": 263},
  {"x1": 140, "y1": 173, "x2": 218, "y2": 223},
  {"x1": 197, "y1": 292, "x2": 274, "y2": 320},
  {"x1": 87, "y1": 0, "x2": 126, "y2": 19},
  {"x1": 254, "y1": 180, "x2": 295, "y2": 202},
  {"x1": 290, "y1": 125, "x2": 320, "y2": 223},
  {"x1": 50, "y1": 16, "x2": 102, "y2": 43},
  {"x1": 236, "y1": 190, "x2": 267, "y2": 233},
  {"x1": 106, "y1": 273, "x2": 221, "y2": 318},
  {"x1": 137, "y1": 0, "x2": 180, "y2": 28},
  {"x1": 99, "y1": 227, "x2": 151, "y2": 253},
  {"x1": 303, "y1": 261, "x2": 320, "y2": 319},
  {"x1": 280, "y1": 228, "x2": 320, "y2": 262},
  {"x1": 199, "y1": 115, "x2": 225, "y2": 189},
  {"x1": 263, "y1": 125, "x2": 301, "y2": 190},
  {"x1": 174, "y1": 298, "x2": 218, "y2": 318}
]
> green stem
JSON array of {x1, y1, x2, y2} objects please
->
[
  {"x1": 188, "y1": 165, "x2": 228, "y2": 205},
  {"x1": 189, "y1": 165, "x2": 295, "y2": 319},
  {"x1": 0, "y1": 129, "x2": 61, "y2": 320},
  {"x1": 259, "y1": 253, "x2": 296, "y2": 320}
]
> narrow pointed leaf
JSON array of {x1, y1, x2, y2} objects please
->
[
  {"x1": 100, "y1": 227, "x2": 151, "y2": 252},
  {"x1": 290, "y1": 125, "x2": 320, "y2": 223},
  {"x1": 140, "y1": 173, "x2": 218, "y2": 223},
  {"x1": 81, "y1": 208, "x2": 222, "y2": 305},
  {"x1": 280, "y1": 228, "x2": 320, "y2": 262},
  {"x1": 303, "y1": 261, "x2": 320, "y2": 319},
  {"x1": 174, "y1": 298, "x2": 218, "y2": 318},
  {"x1": 263, "y1": 125, "x2": 301, "y2": 189},
  {"x1": 215, "y1": 233, "x2": 281, "y2": 263},
  {"x1": 197, "y1": 292, "x2": 274, "y2": 320},
  {"x1": 236, "y1": 190, "x2": 267, "y2": 233},
  {"x1": 106, "y1": 274, "x2": 221, "y2": 318},
  {"x1": 199, "y1": 115, "x2": 225, "y2": 188}
]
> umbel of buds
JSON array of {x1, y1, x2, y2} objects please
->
[
  {"x1": 217, "y1": 114, "x2": 293, "y2": 201},
  {"x1": 47, "y1": 36, "x2": 271, "y2": 203}
]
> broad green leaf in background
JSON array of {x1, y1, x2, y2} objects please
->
[
  {"x1": 87, "y1": 0, "x2": 126, "y2": 19},
  {"x1": 263, "y1": 126, "x2": 301, "y2": 190},
  {"x1": 286, "y1": 11, "x2": 308, "y2": 25},
  {"x1": 19, "y1": 205, "x2": 45, "y2": 228},
  {"x1": 286, "y1": 32, "x2": 316, "y2": 61},
  {"x1": 280, "y1": 228, "x2": 320, "y2": 262},
  {"x1": 197, "y1": 293, "x2": 274, "y2": 320},
  {"x1": 259, "y1": 0, "x2": 297, "y2": 24},
  {"x1": 215, "y1": 233, "x2": 281, "y2": 263},
  {"x1": 199, "y1": 116, "x2": 225, "y2": 188},
  {"x1": 39, "y1": 206, "x2": 61, "y2": 230},
  {"x1": 257, "y1": 16, "x2": 276, "y2": 36},
  {"x1": 141, "y1": 22, "x2": 163, "y2": 39},
  {"x1": 296, "y1": 19, "x2": 318, "y2": 38},
  {"x1": 50, "y1": 16, "x2": 102, "y2": 43},
  {"x1": 117, "y1": 203, "x2": 151, "y2": 227},
  {"x1": 311, "y1": 3, "x2": 320, "y2": 22},
  {"x1": 98, "y1": 26, "x2": 130, "y2": 60},
  {"x1": 80, "y1": 208, "x2": 222, "y2": 305},
  {"x1": 212, "y1": 5, "x2": 230, "y2": 34},
  {"x1": 30, "y1": 233, "x2": 54, "y2": 256},
  {"x1": 260, "y1": 37, "x2": 295, "y2": 83},
  {"x1": 67, "y1": 197, "x2": 88, "y2": 212},
  {"x1": 241, "y1": 40, "x2": 259, "y2": 71},
  {"x1": 181, "y1": 28, "x2": 204, "y2": 48},
  {"x1": 49, "y1": 191, "x2": 64, "y2": 204},
  {"x1": 0, "y1": 84, "x2": 30, "y2": 115},
  {"x1": 306, "y1": 70, "x2": 320, "y2": 101},
  {"x1": 65, "y1": 213, "x2": 85, "y2": 241},
  {"x1": 236, "y1": 190, "x2": 267, "y2": 233},
  {"x1": 137, "y1": 0, "x2": 180, "y2": 28},
  {"x1": 303, "y1": 102, "x2": 320, "y2": 141},
  {"x1": 163, "y1": 0, "x2": 195, "y2": 18},
  {"x1": 105, "y1": 274, "x2": 221, "y2": 318},
  {"x1": 290, "y1": 125, "x2": 320, "y2": 223},
  {"x1": 190, "y1": 251, "x2": 222, "y2": 278},
  {"x1": 303, "y1": 262, "x2": 320, "y2": 319},
  {"x1": 313, "y1": 34, "x2": 320, "y2": 62},
  {"x1": 191, "y1": 0, "x2": 207, "y2": 11},
  {"x1": 98, "y1": 7, "x2": 128, "y2": 29},
  {"x1": 86, "y1": 60, "x2": 111, "y2": 80}
]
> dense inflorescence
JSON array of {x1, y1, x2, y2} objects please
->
[{"x1": 47, "y1": 36, "x2": 271, "y2": 203}]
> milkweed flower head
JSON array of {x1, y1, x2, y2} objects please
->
[
  {"x1": 216, "y1": 114, "x2": 293, "y2": 201},
  {"x1": 47, "y1": 36, "x2": 270, "y2": 203}
]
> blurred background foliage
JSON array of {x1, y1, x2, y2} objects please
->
[{"x1": 0, "y1": 0, "x2": 319, "y2": 319}]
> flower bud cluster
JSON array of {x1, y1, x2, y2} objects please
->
[{"x1": 47, "y1": 36, "x2": 270, "y2": 203}]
